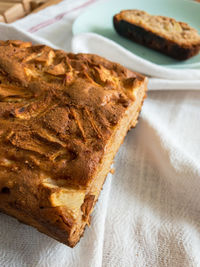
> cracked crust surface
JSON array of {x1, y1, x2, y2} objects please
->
[{"x1": 0, "y1": 40, "x2": 147, "y2": 247}]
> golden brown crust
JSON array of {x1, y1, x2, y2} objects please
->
[
  {"x1": 113, "y1": 10, "x2": 200, "y2": 60},
  {"x1": 0, "y1": 40, "x2": 147, "y2": 247}
]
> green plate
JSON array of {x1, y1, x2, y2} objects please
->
[{"x1": 73, "y1": 0, "x2": 200, "y2": 69}]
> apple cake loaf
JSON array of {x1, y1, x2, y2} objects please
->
[
  {"x1": 113, "y1": 10, "x2": 200, "y2": 60},
  {"x1": 0, "y1": 40, "x2": 147, "y2": 247}
]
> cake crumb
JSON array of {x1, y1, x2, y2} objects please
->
[{"x1": 110, "y1": 168, "x2": 115, "y2": 174}]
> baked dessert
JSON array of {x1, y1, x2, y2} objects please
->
[
  {"x1": 0, "y1": 40, "x2": 147, "y2": 247},
  {"x1": 113, "y1": 10, "x2": 200, "y2": 60}
]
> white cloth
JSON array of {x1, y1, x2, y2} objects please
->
[{"x1": 0, "y1": 1, "x2": 200, "y2": 267}]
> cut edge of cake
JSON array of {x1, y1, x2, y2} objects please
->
[{"x1": 113, "y1": 9, "x2": 200, "y2": 60}]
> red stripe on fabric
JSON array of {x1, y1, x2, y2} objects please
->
[{"x1": 28, "y1": 0, "x2": 97, "y2": 33}]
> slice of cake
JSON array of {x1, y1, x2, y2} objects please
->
[
  {"x1": 113, "y1": 10, "x2": 200, "y2": 60},
  {"x1": 0, "y1": 40, "x2": 147, "y2": 247}
]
